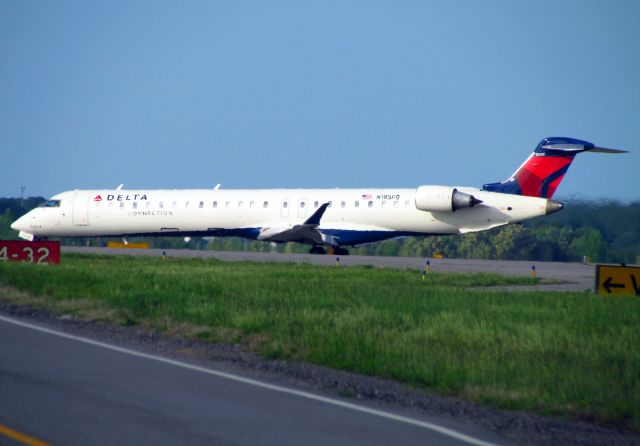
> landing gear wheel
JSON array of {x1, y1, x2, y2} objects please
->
[{"x1": 309, "y1": 245, "x2": 326, "y2": 255}]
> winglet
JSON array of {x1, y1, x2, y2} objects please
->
[{"x1": 304, "y1": 202, "x2": 330, "y2": 226}]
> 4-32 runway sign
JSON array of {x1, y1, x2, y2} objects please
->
[
  {"x1": 0, "y1": 240, "x2": 60, "y2": 264},
  {"x1": 595, "y1": 264, "x2": 640, "y2": 297}
]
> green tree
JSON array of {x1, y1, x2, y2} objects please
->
[
  {"x1": 569, "y1": 227, "x2": 607, "y2": 262},
  {"x1": 529, "y1": 225, "x2": 573, "y2": 261},
  {"x1": 492, "y1": 225, "x2": 532, "y2": 260},
  {"x1": 0, "y1": 209, "x2": 17, "y2": 240}
]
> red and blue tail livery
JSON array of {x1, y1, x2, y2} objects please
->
[{"x1": 482, "y1": 137, "x2": 628, "y2": 199}]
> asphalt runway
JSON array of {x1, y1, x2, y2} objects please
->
[
  {"x1": 0, "y1": 314, "x2": 508, "y2": 446},
  {"x1": 63, "y1": 246, "x2": 595, "y2": 292}
]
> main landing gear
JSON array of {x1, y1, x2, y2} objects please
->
[
  {"x1": 308, "y1": 245, "x2": 350, "y2": 255},
  {"x1": 333, "y1": 247, "x2": 349, "y2": 256},
  {"x1": 309, "y1": 245, "x2": 326, "y2": 255}
]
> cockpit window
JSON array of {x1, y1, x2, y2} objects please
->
[{"x1": 39, "y1": 200, "x2": 61, "y2": 208}]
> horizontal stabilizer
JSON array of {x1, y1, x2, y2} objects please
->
[{"x1": 589, "y1": 146, "x2": 629, "y2": 154}]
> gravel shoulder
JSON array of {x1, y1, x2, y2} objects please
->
[{"x1": 1, "y1": 300, "x2": 638, "y2": 446}]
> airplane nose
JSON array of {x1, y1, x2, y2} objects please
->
[
  {"x1": 10, "y1": 218, "x2": 21, "y2": 231},
  {"x1": 11, "y1": 215, "x2": 28, "y2": 232}
]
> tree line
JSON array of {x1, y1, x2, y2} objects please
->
[{"x1": 1, "y1": 197, "x2": 638, "y2": 263}]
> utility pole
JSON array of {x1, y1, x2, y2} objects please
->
[{"x1": 20, "y1": 186, "x2": 26, "y2": 204}]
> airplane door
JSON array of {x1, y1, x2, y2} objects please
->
[
  {"x1": 298, "y1": 198, "x2": 307, "y2": 218},
  {"x1": 72, "y1": 191, "x2": 90, "y2": 226},
  {"x1": 281, "y1": 199, "x2": 290, "y2": 218}
]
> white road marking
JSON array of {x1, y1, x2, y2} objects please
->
[{"x1": 0, "y1": 314, "x2": 500, "y2": 446}]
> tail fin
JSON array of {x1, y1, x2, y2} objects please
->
[{"x1": 482, "y1": 137, "x2": 627, "y2": 198}]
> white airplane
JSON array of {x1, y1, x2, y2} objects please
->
[{"x1": 11, "y1": 137, "x2": 626, "y2": 255}]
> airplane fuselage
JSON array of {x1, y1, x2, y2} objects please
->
[{"x1": 12, "y1": 186, "x2": 556, "y2": 247}]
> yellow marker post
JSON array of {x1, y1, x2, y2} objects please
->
[
  {"x1": 531, "y1": 265, "x2": 536, "y2": 279},
  {"x1": 595, "y1": 264, "x2": 640, "y2": 297},
  {"x1": 336, "y1": 256, "x2": 340, "y2": 267},
  {"x1": 0, "y1": 423, "x2": 51, "y2": 446},
  {"x1": 425, "y1": 259, "x2": 431, "y2": 274},
  {"x1": 106, "y1": 241, "x2": 149, "y2": 249}
]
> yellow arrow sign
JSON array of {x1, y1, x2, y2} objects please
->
[{"x1": 595, "y1": 264, "x2": 640, "y2": 296}]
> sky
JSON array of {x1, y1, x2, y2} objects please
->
[{"x1": 1, "y1": 1, "x2": 639, "y2": 201}]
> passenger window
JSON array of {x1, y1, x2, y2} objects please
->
[
  {"x1": 120, "y1": 202, "x2": 125, "y2": 209},
  {"x1": 238, "y1": 201, "x2": 243, "y2": 208},
  {"x1": 341, "y1": 201, "x2": 346, "y2": 208},
  {"x1": 185, "y1": 201, "x2": 190, "y2": 208},
  {"x1": 327, "y1": 201, "x2": 332, "y2": 208},
  {"x1": 382, "y1": 201, "x2": 386, "y2": 208},
  {"x1": 213, "y1": 201, "x2": 218, "y2": 208},
  {"x1": 283, "y1": 201, "x2": 288, "y2": 208},
  {"x1": 405, "y1": 200, "x2": 411, "y2": 207},
  {"x1": 226, "y1": 201, "x2": 230, "y2": 208},
  {"x1": 368, "y1": 201, "x2": 373, "y2": 208},
  {"x1": 199, "y1": 201, "x2": 204, "y2": 209},
  {"x1": 108, "y1": 202, "x2": 113, "y2": 209},
  {"x1": 314, "y1": 201, "x2": 319, "y2": 208},
  {"x1": 133, "y1": 202, "x2": 137, "y2": 209},
  {"x1": 173, "y1": 201, "x2": 178, "y2": 209},
  {"x1": 159, "y1": 202, "x2": 164, "y2": 209},
  {"x1": 355, "y1": 201, "x2": 359, "y2": 207},
  {"x1": 300, "y1": 202, "x2": 305, "y2": 208},
  {"x1": 250, "y1": 201, "x2": 255, "y2": 208},
  {"x1": 146, "y1": 202, "x2": 151, "y2": 209},
  {"x1": 263, "y1": 201, "x2": 268, "y2": 208},
  {"x1": 394, "y1": 201, "x2": 399, "y2": 208}
]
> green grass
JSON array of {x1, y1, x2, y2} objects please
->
[{"x1": 1, "y1": 253, "x2": 639, "y2": 430}]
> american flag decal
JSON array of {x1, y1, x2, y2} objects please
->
[{"x1": 361, "y1": 194, "x2": 372, "y2": 199}]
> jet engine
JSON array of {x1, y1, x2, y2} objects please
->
[{"x1": 415, "y1": 185, "x2": 482, "y2": 212}]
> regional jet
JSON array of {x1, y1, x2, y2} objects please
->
[{"x1": 11, "y1": 137, "x2": 626, "y2": 255}]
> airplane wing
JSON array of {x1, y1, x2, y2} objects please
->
[{"x1": 257, "y1": 203, "x2": 339, "y2": 246}]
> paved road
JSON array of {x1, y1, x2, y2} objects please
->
[
  {"x1": 0, "y1": 314, "x2": 508, "y2": 446},
  {"x1": 63, "y1": 247, "x2": 595, "y2": 292}
]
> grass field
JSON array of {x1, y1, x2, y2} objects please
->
[{"x1": 1, "y1": 253, "x2": 639, "y2": 430}]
